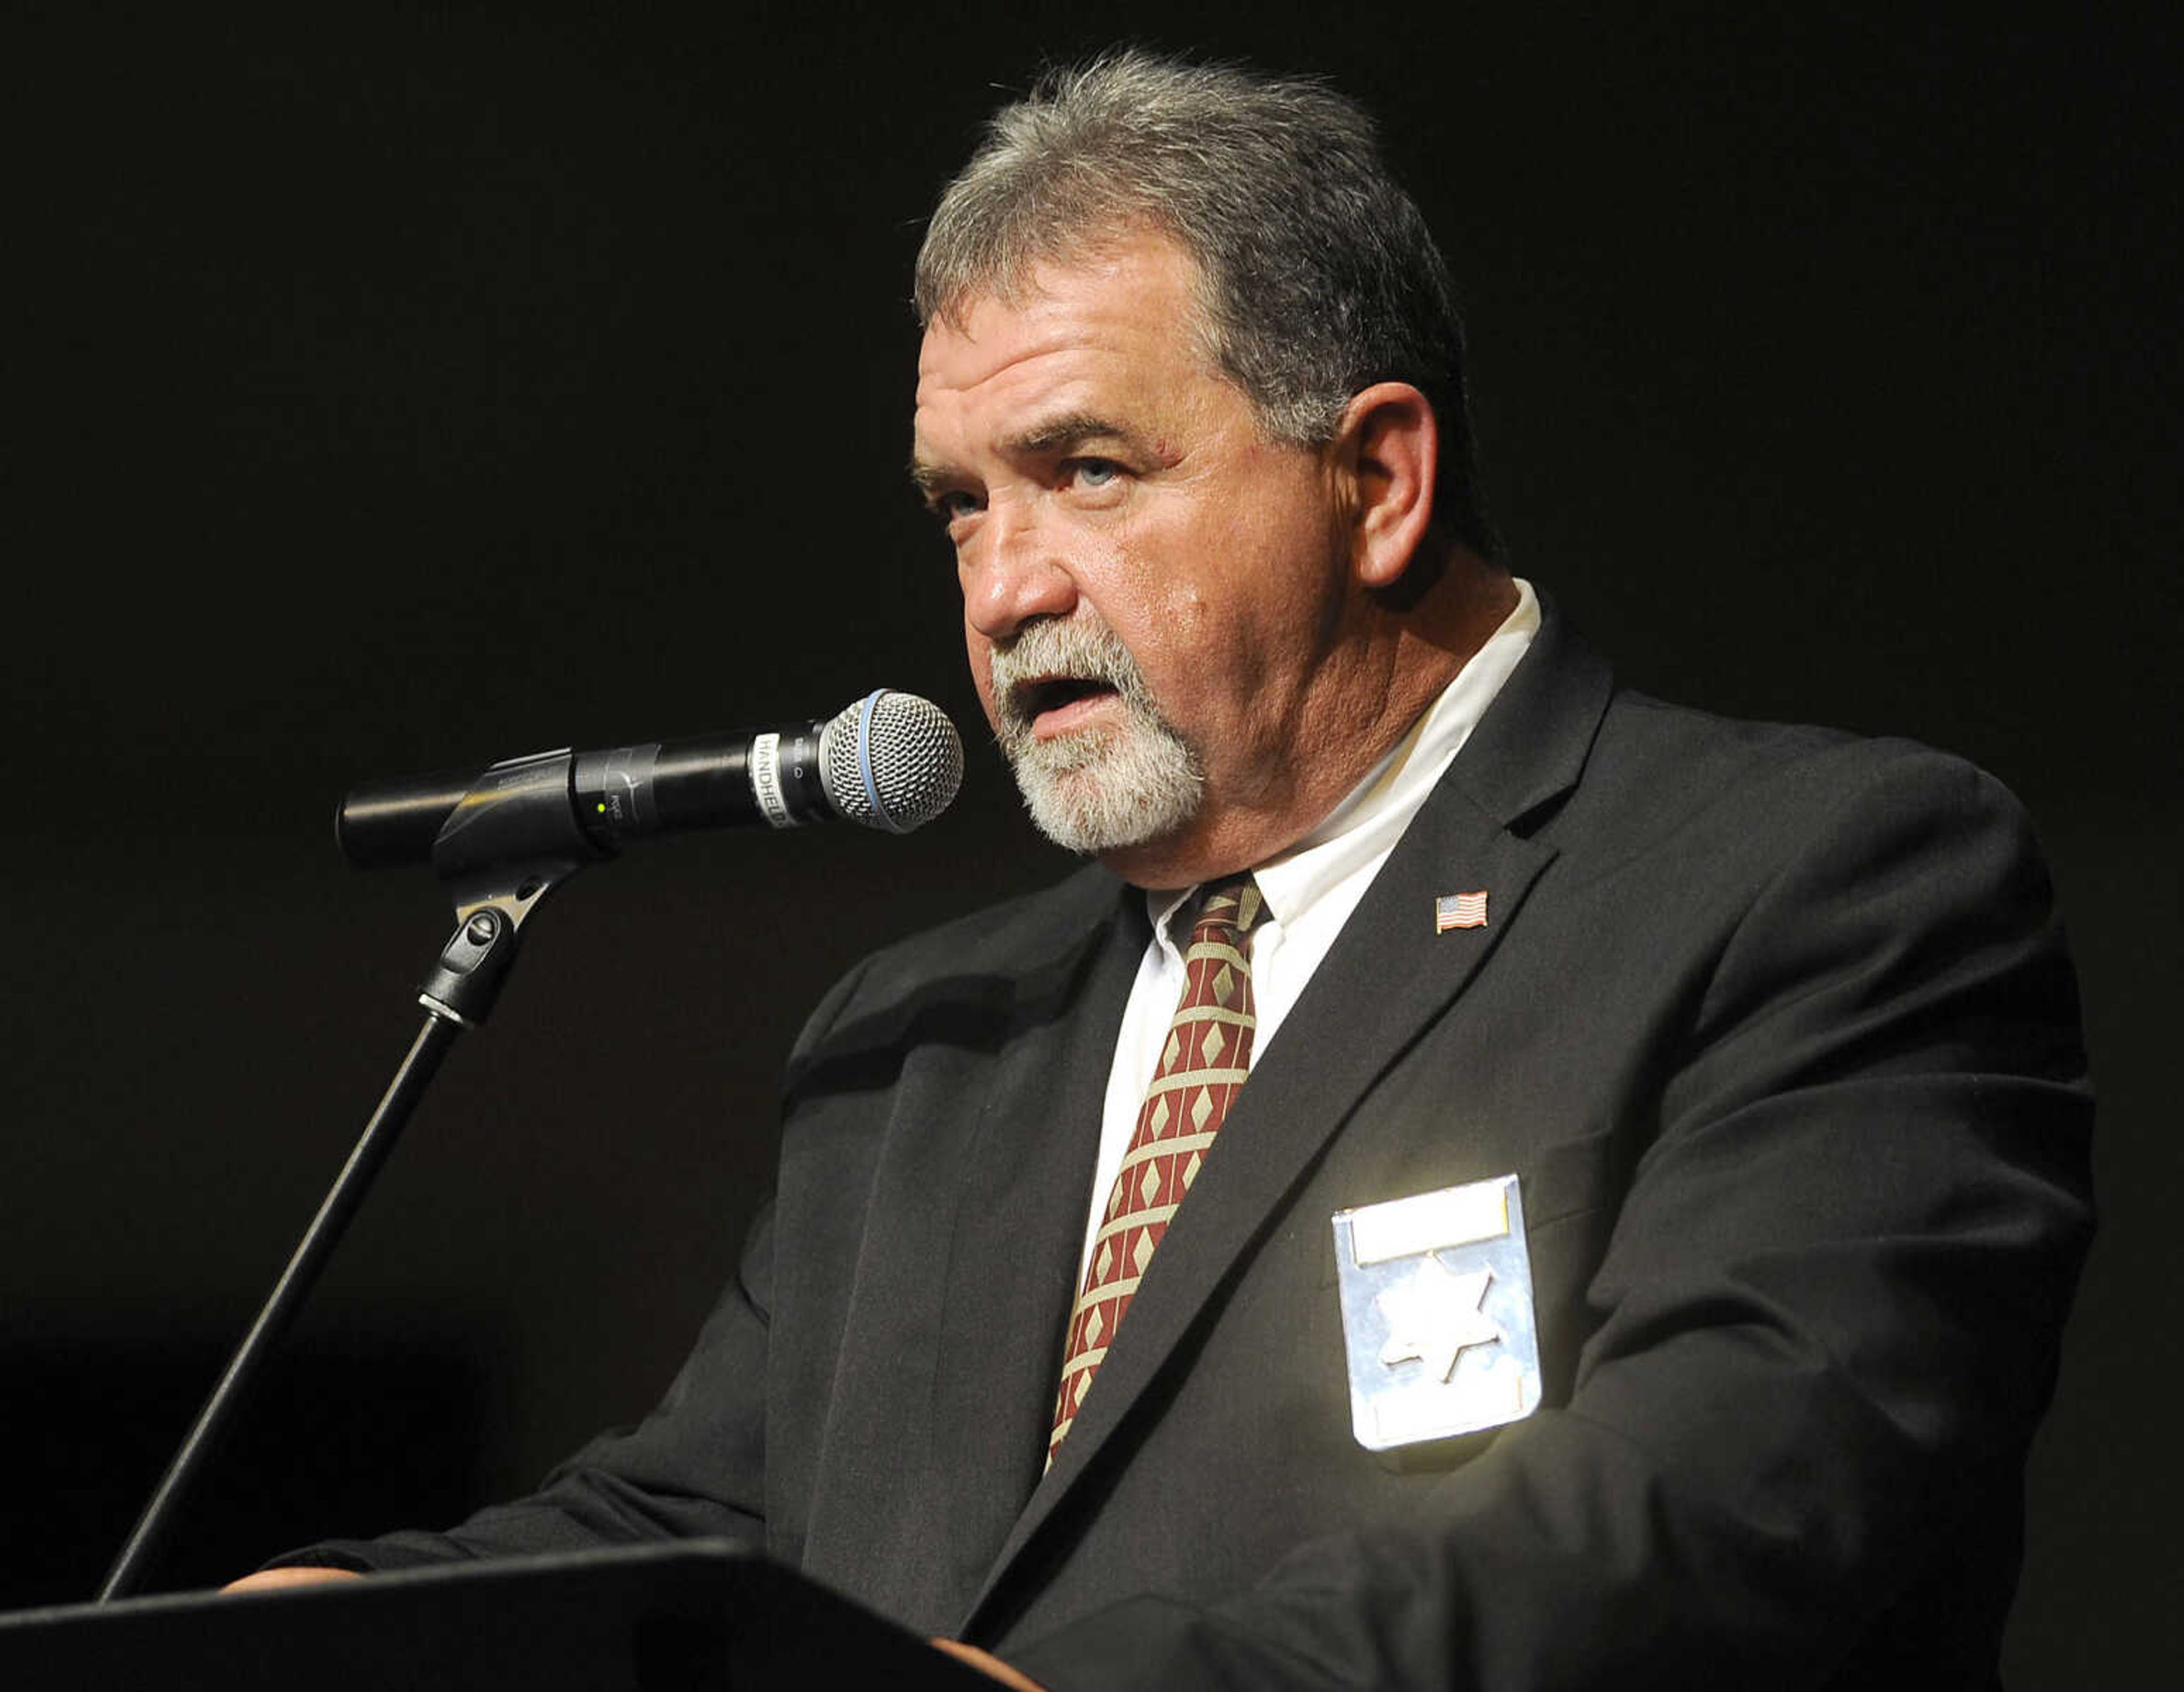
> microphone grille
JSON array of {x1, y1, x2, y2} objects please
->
[{"x1": 820, "y1": 690, "x2": 965, "y2": 833}]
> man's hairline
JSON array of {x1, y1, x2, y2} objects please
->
[{"x1": 920, "y1": 212, "x2": 1177, "y2": 334}]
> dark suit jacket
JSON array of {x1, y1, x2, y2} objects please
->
[{"x1": 298, "y1": 606, "x2": 2094, "y2": 1688}]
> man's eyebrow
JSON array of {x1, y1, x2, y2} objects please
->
[
  {"x1": 909, "y1": 411, "x2": 1150, "y2": 499},
  {"x1": 1000, "y1": 411, "x2": 1145, "y2": 459},
  {"x1": 907, "y1": 455, "x2": 953, "y2": 498}
]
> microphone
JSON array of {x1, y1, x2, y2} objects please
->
[{"x1": 337, "y1": 689, "x2": 965, "y2": 871}]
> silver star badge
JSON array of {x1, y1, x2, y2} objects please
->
[
  {"x1": 1376, "y1": 1260, "x2": 1502, "y2": 1380},
  {"x1": 1333, "y1": 1174, "x2": 1543, "y2": 1451}
]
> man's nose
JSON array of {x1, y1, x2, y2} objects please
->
[{"x1": 961, "y1": 503, "x2": 1079, "y2": 641}]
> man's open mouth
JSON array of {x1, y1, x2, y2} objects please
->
[{"x1": 1014, "y1": 674, "x2": 1121, "y2": 725}]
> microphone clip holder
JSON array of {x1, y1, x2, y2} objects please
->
[
  {"x1": 416, "y1": 744, "x2": 610, "y2": 1024},
  {"x1": 418, "y1": 744, "x2": 610, "y2": 1026}
]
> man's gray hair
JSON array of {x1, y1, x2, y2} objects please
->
[{"x1": 916, "y1": 49, "x2": 1496, "y2": 559}]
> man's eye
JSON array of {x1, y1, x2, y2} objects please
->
[
  {"x1": 1067, "y1": 458, "x2": 1122, "y2": 489},
  {"x1": 930, "y1": 490, "x2": 983, "y2": 524}
]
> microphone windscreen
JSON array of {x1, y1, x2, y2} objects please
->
[{"x1": 820, "y1": 690, "x2": 965, "y2": 833}]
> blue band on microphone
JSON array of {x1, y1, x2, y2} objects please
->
[{"x1": 857, "y1": 690, "x2": 904, "y2": 832}]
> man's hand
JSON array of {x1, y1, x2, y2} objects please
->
[
  {"x1": 931, "y1": 1638, "x2": 1046, "y2": 1689},
  {"x1": 221, "y1": 1566, "x2": 364, "y2": 1594}
]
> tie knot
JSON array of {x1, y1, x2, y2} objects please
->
[{"x1": 1192, "y1": 874, "x2": 1265, "y2": 944}]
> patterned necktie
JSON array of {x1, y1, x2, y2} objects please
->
[{"x1": 1049, "y1": 874, "x2": 1267, "y2": 1462}]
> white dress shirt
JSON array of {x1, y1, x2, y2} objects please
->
[{"x1": 1072, "y1": 578, "x2": 1541, "y2": 1292}]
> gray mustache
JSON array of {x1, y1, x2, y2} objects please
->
[{"x1": 990, "y1": 621, "x2": 1144, "y2": 729}]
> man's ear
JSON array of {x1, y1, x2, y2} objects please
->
[{"x1": 1334, "y1": 382, "x2": 1439, "y2": 591}]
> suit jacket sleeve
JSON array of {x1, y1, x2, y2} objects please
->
[
  {"x1": 260, "y1": 965, "x2": 884, "y2": 1575},
  {"x1": 1003, "y1": 746, "x2": 2093, "y2": 1689}
]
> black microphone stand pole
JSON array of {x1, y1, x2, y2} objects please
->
[{"x1": 98, "y1": 751, "x2": 603, "y2": 1603}]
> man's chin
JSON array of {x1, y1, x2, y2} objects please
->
[{"x1": 1008, "y1": 740, "x2": 1202, "y2": 860}]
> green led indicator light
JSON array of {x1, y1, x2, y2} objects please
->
[{"x1": 596, "y1": 802, "x2": 607, "y2": 813}]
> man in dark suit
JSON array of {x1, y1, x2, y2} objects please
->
[{"x1": 239, "y1": 50, "x2": 2093, "y2": 1689}]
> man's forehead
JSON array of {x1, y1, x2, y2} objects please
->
[
  {"x1": 924, "y1": 234, "x2": 1207, "y2": 365},
  {"x1": 912, "y1": 238, "x2": 1215, "y2": 452},
  {"x1": 909, "y1": 367, "x2": 1139, "y2": 491},
  {"x1": 914, "y1": 296, "x2": 1109, "y2": 395}
]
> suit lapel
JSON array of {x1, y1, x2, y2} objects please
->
[
  {"x1": 962, "y1": 602, "x2": 1614, "y2": 1629},
  {"x1": 925, "y1": 878, "x2": 1149, "y2": 1604}
]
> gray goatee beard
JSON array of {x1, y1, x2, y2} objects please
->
[{"x1": 990, "y1": 618, "x2": 1203, "y2": 857}]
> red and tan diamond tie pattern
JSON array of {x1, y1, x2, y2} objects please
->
[{"x1": 1049, "y1": 875, "x2": 1267, "y2": 1462}]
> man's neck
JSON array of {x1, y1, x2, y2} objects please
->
[{"x1": 1101, "y1": 557, "x2": 1519, "y2": 891}]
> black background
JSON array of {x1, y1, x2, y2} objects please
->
[{"x1": 6, "y1": 7, "x2": 2174, "y2": 1679}]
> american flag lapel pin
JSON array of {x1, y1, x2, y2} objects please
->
[{"x1": 1434, "y1": 891, "x2": 1488, "y2": 932}]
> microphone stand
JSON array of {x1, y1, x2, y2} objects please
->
[{"x1": 98, "y1": 749, "x2": 604, "y2": 1602}]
